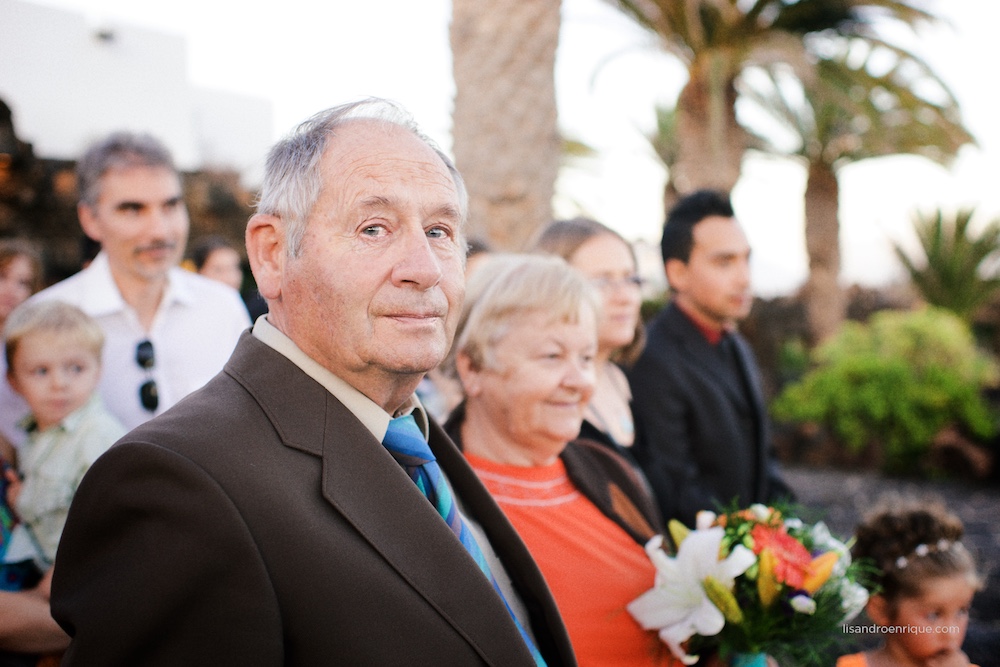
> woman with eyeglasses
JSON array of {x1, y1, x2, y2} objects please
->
[{"x1": 531, "y1": 218, "x2": 646, "y2": 466}]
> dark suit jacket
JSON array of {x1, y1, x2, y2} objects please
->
[
  {"x1": 50, "y1": 333, "x2": 576, "y2": 666},
  {"x1": 627, "y1": 302, "x2": 792, "y2": 527}
]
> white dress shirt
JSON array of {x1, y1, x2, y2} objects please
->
[{"x1": 30, "y1": 252, "x2": 250, "y2": 431}]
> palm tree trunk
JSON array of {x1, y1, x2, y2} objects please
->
[
  {"x1": 673, "y1": 54, "x2": 745, "y2": 195},
  {"x1": 802, "y1": 160, "x2": 846, "y2": 344},
  {"x1": 450, "y1": 0, "x2": 562, "y2": 250}
]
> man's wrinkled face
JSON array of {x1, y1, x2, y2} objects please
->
[{"x1": 277, "y1": 121, "x2": 466, "y2": 397}]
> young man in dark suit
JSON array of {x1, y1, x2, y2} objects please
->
[
  {"x1": 50, "y1": 99, "x2": 575, "y2": 666},
  {"x1": 628, "y1": 189, "x2": 793, "y2": 527}
]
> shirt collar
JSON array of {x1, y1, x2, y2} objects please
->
[
  {"x1": 251, "y1": 315, "x2": 429, "y2": 441},
  {"x1": 675, "y1": 301, "x2": 733, "y2": 346},
  {"x1": 20, "y1": 394, "x2": 101, "y2": 435},
  {"x1": 77, "y1": 252, "x2": 198, "y2": 316}
]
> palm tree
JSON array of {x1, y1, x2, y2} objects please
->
[
  {"x1": 742, "y1": 40, "x2": 973, "y2": 342},
  {"x1": 606, "y1": 0, "x2": 936, "y2": 198},
  {"x1": 894, "y1": 208, "x2": 1000, "y2": 323},
  {"x1": 450, "y1": 0, "x2": 562, "y2": 250}
]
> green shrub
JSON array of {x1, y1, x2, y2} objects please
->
[{"x1": 771, "y1": 307, "x2": 999, "y2": 475}]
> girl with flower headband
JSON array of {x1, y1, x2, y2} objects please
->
[{"x1": 838, "y1": 500, "x2": 982, "y2": 667}]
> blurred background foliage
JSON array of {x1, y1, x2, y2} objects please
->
[{"x1": 771, "y1": 307, "x2": 999, "y2": 477}]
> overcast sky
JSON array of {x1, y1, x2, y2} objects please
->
[{"x1": 20, "y1": 0, "x2": 1000, "y2": 296}]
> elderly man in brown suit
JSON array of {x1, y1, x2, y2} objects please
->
[{"x1": 50, "y1": 99, "x2": 576, "y2": 666}]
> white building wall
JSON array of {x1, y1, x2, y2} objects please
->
[{"x1": 0, "y1": 0, "x2": 272, "y2": 187}]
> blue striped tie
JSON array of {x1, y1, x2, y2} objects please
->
[{"x1": 383, "y1": 415, "x2": 546, "y2": 666}]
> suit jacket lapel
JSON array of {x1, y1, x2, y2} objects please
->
[
  {"x1": 227, "y1": 335, "x2": 538, "y2": 665},
  {"x1": 728, "y1": 333, "x2": 772, "y2": 499},
  {"x1": 428, "y1": 418, "x2": 572, "y2": 665},
  {"x1": 319, "y1": 401, "x2": 542, "y2": 665},
  {"x1": 728, "y1": 334, "x2": 767, "y2": 416},
  {"x1": 667, "y1": 305, "x2": 748, "y2": 409}
]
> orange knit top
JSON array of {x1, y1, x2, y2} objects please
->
[
  {"x1": 836, "y1": 652, "x2": 978, "y2": 667},
  {"x1": 836, "y1": 654, "x2": 868, "y2": 667},
  {"x1": 466, "y1": 452, "x2": 678, "y2": 667}
]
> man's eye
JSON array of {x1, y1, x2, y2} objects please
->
[
  {"x1": 361, "y1": 225, "x2": 384, "y2": 237},
  {"x1": 427, "y1": 226, "x2": 450, "y2": 239}
]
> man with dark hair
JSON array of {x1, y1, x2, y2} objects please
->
[
  {"x1": 31, "y1": 132, "x2": 249, "y2": 430},
  {"x1": 628, "y1": 189, "x2": 793, "y2": 526}
]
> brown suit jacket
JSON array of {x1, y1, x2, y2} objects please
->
[{"x1": 51, "y1": 333, "x2": 576, "y2": 666}]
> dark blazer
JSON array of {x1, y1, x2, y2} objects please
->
[
  {"x1": 50, "y1": 333, "x2": 576, "y2": 666},
  {"x1": 627, "y1": 302, "x2": 793, "y2": 527}
]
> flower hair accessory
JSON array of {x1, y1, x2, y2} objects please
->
[{"x1": 894, "y1": 538, "x2": 954, "y2": 570}]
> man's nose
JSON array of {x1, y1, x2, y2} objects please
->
[{"x1": 393, "y1": 227, "x2": 443, "y2": 288}]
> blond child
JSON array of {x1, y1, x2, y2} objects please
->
[
  {"x1": 3, "y1": 300, "x2": 125, "y2": 568},
  {"x1": 838, "y1": 500, "x2": 982, "y2": 667}
]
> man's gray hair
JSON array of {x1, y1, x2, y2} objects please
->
[
  {"x1": 255, "y1": 97, "x2": 468, "y2": 257},
  {"x1": 76, "y1": 132, "x2": 177, "y2": 208}
]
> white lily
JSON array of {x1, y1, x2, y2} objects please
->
[
  {"x1": 839, "y1": 580, "x2": 870, "y2": 622},
  {"x1": 811, "y1": 521, "x2": 853, "y2": 577},
  {"x1": 695, "y1": 510, "x2": 717, "y2": 531},
  {"x1": 628, "y1": 529, "x2": 756, "y2": 665}
]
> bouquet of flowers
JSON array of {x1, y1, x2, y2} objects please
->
[{"x1": 627, "y1": 503, "x2": 870, "y2": 666}]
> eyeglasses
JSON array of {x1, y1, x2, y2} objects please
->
[
  {"x1": 136, "y1": 339, "x2": 158, "y2": 412},
  {"x1": 591, "y1": 275, "x2": 645, "y2": 291}
]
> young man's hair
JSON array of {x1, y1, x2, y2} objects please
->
[
  {"x1": 660, "y1": 189, "x2": 734, "y2": 264},
  {"x1": 4, "y1": 300, "x2": 105, "y2": 370}
]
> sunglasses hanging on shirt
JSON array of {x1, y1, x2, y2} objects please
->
[{"x1": 136, "y1": 339, "x2": 158, "y2": 412}]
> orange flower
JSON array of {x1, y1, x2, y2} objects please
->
[
  {"x1": 750, "y1": 524, "x2": 812, "y2": 588},
  {"x1": 802, "y1": 551, "x2": 840, "y2": 594}
]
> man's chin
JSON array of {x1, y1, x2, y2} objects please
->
[{"x1": 382, "y1": 350, "x2": 447, "y2": 378}]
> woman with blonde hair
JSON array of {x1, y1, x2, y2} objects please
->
[{"x1": 446, "y1": 254, "x2": 674, "y2": 666}]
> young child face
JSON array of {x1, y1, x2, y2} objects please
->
[
  {"x1": 883, "y1": 572, "x2": 977, "y2": 664},
  {"x1": 8, "y1": 331, "x2": 102, "y2": 432}
]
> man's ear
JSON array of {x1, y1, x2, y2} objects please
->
[
  {"x1": 664, "y1": 258, "x2": 686, "y2": 292},
  {"x1": 455, "y1": 351, "x2": 482, "y2": 398},
  {"x1": 77, "y1": 203, "x2": 102, "y2": 243},
  {"x1": 245, "y1": 213, "x2": 286, "y2": 301}
]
